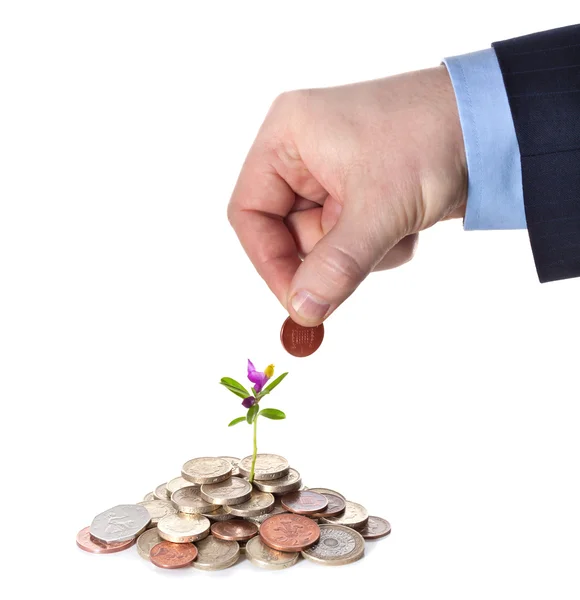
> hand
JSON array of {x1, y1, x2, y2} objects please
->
[{"x1": 228, "y1": 66, "x2": 467, "y2": 326}]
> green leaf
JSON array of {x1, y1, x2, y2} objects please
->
[
  {"x1": 220, "y1": 377, "x2": 250, "y2": 400},
  {"x1": 220, "y1": 384, "x2": 247, "y2": 400},
  {"x1": 259, "y1": 408, "x2": 286, "y2": 420},
  {"x1": 260, "y1": 372, "x2": 288, "y2": 396},
  {"x1": 220, "y1": 377, "x2": 250, "y2": 395},
  {"x1": 228, "y1": 416, "x2": 247, "y2": 427},
  {"x1": 247, "y1": 404, "x2": 259, "y2": 424}
]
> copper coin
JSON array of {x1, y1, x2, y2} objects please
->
[
  {"x1": 259, "y1": 513, "x2": 320, "y2": 552},
  {"x1": 280, "y1": 317, "x2": 324, "y2": 358},
  {"x1": 310, "y1": 493, "x2": 347, "y2": 519},
  {"x1": 149, "y1": 541, "x2": 198, "y2": 569},
  {"x1": 211, "y1": 519, "x2": 259, "y2": 542},
  {"x1": 359, "y1": 516, "x2": 391, "y2": 539},
  {"x1": 76, "y1": 526, "x2": 135, "y2": 554},
  {"x1": 281, "y1": 491, "x2": 328, "y2": 515}
]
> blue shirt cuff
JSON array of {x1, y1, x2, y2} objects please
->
[{"x1": 443, "y1": 49, "x2": 526, "y2": 230}]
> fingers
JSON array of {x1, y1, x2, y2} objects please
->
[
  {"x1": 228, "y1": 93, "x2": 332, "y2": 307},
  {"x1": 227, "y1": 160, "x2": 301, "y2": 307},
  {"x1": 285, "y1": 195, "x2": 343, "y2": 257},
  {"x1": 287, "y1": 207, "x2": 399, "y2": 326}
]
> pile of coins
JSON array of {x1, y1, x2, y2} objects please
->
[{"x1": 77, "y1": 454, "x2": 390, "y2": 570}]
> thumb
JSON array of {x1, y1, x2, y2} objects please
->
[{"x1": 287, "y1": 211, "x2": 397, "y2": 325}]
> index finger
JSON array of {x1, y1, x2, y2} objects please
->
[{"x1": 227, "y1": 143, "x2": 301, "y2": 309}]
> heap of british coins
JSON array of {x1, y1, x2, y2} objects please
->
[{"x1": 77, "y1": 454, "x2": 390, "y2": 569}]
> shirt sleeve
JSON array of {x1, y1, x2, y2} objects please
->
[{"x1": 443, "y1": 48, "x2": 526, "y2": 230}]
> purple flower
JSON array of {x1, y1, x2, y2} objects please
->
[
  {"x1": 247, "y1": 359, "x2": 271, "y2": 393},
  {"x1": 242, "y1": 396, "x2": 256, "y2": 409}
]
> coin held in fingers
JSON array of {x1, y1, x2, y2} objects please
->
[{"x1": 280, "y1": 317, "x2": 324, "y2": 357}]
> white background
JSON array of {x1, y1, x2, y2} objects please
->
[{"x1": 1, "y1": 2, "x2": 579, "y2": 599}]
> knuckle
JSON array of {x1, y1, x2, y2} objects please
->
[
  {"x1": 226, "y1": 201, "x2": 237, "y2": 227},
  {"x1": 317, "y1": 245, "x2": 366, "y2": 290},
  {"x1": 269, "y1": 88, "x2": 313, "y2": 122}
]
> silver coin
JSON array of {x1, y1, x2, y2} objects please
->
[
  {"x1": 137, "y1": 499, "x2": 177, "y2": 525},
  {"x1": 191, "y1": 535, "x2": 240, "y2": 571},
  {"x1": 238, "y1": 454, "x2": 289, "y2": 481},
  {"x1": 245, "y1": 505, "x2": 288, "y2": 526},
  {"x1": 136, "y1": 527, "x2": 163, "y2": 560},
  {"x1": 171, "y1": 486, "x2": 215, "y2": 515},
  {"x1": 154, "y1": 483, "x2": 170, "y2": 501},
  {"x1": 225, "y1": 490, "x2": 275, "y2": 517},
  {"x1": 200, "y1": 477, "x2": 252, "y2": 506},
  {"x1": 359, "y1": 516, "x2": 391, "y2": 539},
  {"x1": 320, "y1": 501, "x2": 368, "y2": 530},
  {"x1": 301, "y1": 524, "x2": 365, "y2": 565},
  {"x1": 203, "y1": 505, "x2": 236, "y2": 522},
  {"x1": 157, "y1": 512, "x2": 211, "y2": 543},
  {"x1": 252, "y1": 468, "x2": 302, "y2": 494},
  {"x1": 166, "y1": 476, "x2": 198, "y2": 495},
  {"x1": 181, "y1": 457, "x2": 232, "y2": 484},
  {"x1": 90, "y1": 504, "x2": 151, "y2": 544},
  {"x1": 218, "y1": 456, "x2": 241, "y2": 477},
  {"x1": 307, "y1": 487, "x2": 346, "y2": 501},
  {"x1": 142, "y1": 492, "x2": 155, "y2": 502},
  {"x1": 245, "y1": 536, "x2": 299, "y2": 570}
]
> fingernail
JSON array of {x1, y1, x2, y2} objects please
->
[{"x1": 290, "y1": 290, "x2": 330, "y2": 322}]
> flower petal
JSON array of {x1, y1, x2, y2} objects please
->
[
  {"x1": 253, "y1": 379, "x2": 266, "y2": 393},
  {"x1": 264, "y1": 364, "x2": 275, "y2": 379},
  {"x1": 247, "y1": 359, "x2": 268, "y2": 392},
  {"x1": 242, "y1": 396, "x2": 256, "y2": 408}
]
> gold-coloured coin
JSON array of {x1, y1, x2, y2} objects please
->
[
  {"x1": 137, "y1": 499, "x2": 177, "y2": 526},
  {"x1": 225, "y1": 490, "x2": 275, "y2": 517},
  {"x1": 136, "y1": 528, "x2": 163, "y2": 560},
  {"x1": 320, "y1": 501, "x2": 368, "y2": 530},
  {"x1": 191, "y1": 535, "x2": 240, "y2": 571},
  {"x1": 251, "y1": 468, "x2": 302, "y2": 494},
  {"x1": 181, "y1": 457, "x2": 232, "y2": 484},
  {"x1": 218, "y1": 456, "x2": 241, "y2": 477},
  {"x1": 154, "y1": 483, "x2": 169, "y2": 501},
  {"x1": 166, "y1": 476, "x2": 198, "y2": 495},
  {"x1": 200, "y1": 477, "x2": 252, "y2": 506},
  {"x1": 238, "y1": 454, "x2": 289, "y2": 481},
  {"x1": 245, "y1": 536, "x2": 299, "y2": 570},
  {"x1": 245, "y1": 505, "x2": 288, "y2": 526},
  {"x1": 171, "y1": 486, "x2": 215, "y2": 515},
  {"x1": 203, "y1": 505, "x2": 236, "y2": 522},
  {"x1": 157, "y1": 513, "x2": 211, "y2": 543},
  {"x1": 307, "y1": 487, "x2": 346, "y2": 501}
]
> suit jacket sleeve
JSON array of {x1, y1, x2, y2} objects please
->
[{"x1": 493, "y1": 25, "x2": 580, "y2": 282}]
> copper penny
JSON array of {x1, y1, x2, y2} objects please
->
[
  {"x1": 259, "y1": 513, "x2": 320, "y2": 552},
  {"x1": 310, "y1": 493, "x2": 347, "y2": 519},
  {"x1": 280, "y1": 317, "x2": 324, "y2": 358},
  {"x1": 76, "y1": 526, "x2": 135, "y2": 554},
  {"x1": 149, "y1": 541, "x2": 198, "y2": 569},
  {"x1": 281, "y1": 491, "x2": 328, "y2": 515},
  {"x1": 211, "y1": 519, "x2": 259, "y2": 542}
]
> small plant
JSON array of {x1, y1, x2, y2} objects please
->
[{"x1": 220, "y1": 360, "x2": 288, "y2": 482}]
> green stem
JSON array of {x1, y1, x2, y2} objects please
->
[{"x1": 250, "y1": 413, "x2": 258, "y2": 482}]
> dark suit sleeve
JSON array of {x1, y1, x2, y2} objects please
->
[{"x1": 492, "y1": 25, "x2": 580, "y2": 282}]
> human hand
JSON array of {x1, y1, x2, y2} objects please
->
[{"x1": 228, "y1": 66, "x2": 467, "y2": 326}]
